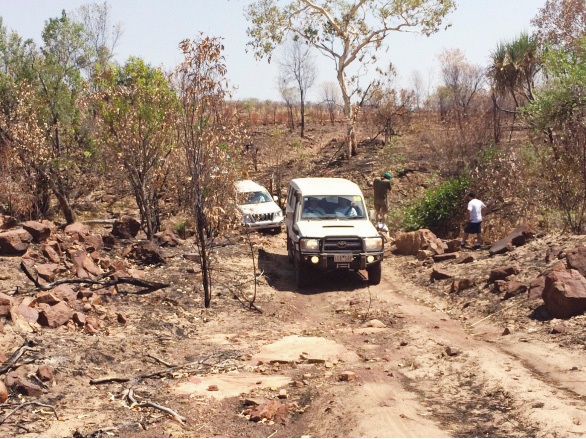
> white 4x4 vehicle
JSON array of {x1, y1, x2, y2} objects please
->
[
  {"x1": 285, "y1": 178, "x2": 384, "y2": 288},
  {"x1": 236, "y1": 180, "x2": 284, "y2": 233}
]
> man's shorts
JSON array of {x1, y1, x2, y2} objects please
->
[
  {"x1": 464, "y1": 221, "x2": 482, "y2": 234},
  {"x1": 374, "y1": 201, "x2": 388, "y2": 214}
]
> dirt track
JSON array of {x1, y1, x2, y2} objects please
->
[{"x1": 1, "y1": 232, "x2": 586, "y2": 437}]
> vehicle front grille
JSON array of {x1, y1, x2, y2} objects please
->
[
  {"x1": 252, "y1": 212, "x2": 276, "y2": 222},
  {"x1": 323, "y1": 237, "x2": 363, "y2": 252}
]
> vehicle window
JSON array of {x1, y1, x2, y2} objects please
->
[
  {"x1": 301, "y1": 195, "x2": 365, "y2": 219},
  {"x1": 240, "y1": 190, "x2": 272, "y2": 204}
]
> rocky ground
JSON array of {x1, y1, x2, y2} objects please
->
[{"x1": 1, "y1": 124, "x2": 586, "y2": 437}]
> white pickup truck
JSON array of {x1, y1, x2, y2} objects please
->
[{"x1": 284, "y1": 177, "x2": 384, "y2": 288}]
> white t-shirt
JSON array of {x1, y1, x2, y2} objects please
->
[{"x1": 468, "y1": 198, "x2": 486, "y2": 223}]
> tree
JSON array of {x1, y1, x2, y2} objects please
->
[
  {"x1": 279, "y1": 39, "x2": 316, "y2": 137},
  {"x1": 531, "y1": 0, "x2": 586, "y2": 50},
  {"x1": 320, "y1": 80, "x2": 340, "y2": 124},
  {"x1": 488, "y1": 33, "x2": 541, "y2": 141},
  {"x1": 74, "y1": 1, "x2": 123, "y2": 77},
  {"x1": 439, "y1": 49, "x2": 485, "y2": 135},
  {"x1": 245, "y1": 0, "x2": 455, "y2": 159},
  {"x1": 1, "y1": 11, "x2": 94, "y2": 224},
  {"x1": 278, "y1": 73, "x2": 297, "y2": 131},
  {"x1": 522, "y1": 41, "x2": 586, "y2": 233},
  {"x1": 174, "y1": 34, "x2": 240, "y2": 308},
  {"x1": 93, "y1": 58, "x2": 178, "y2": 239}
]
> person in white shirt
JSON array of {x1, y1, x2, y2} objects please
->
[
  {"x1": 461, "y1": 192, "x2": 486, "y2": 249},
  {"x1": 303, "y1": 197, "x2": 326, "y2": 217}
]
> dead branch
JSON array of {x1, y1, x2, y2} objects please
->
[
  {"x1": 124, "y1": 388, "x2": 186, "y2": 424},
  {"x1": 89, "y1": 376, "x2": 131, "y2": 385},
  {"x1": 147, "y1": 353, "x2": 176, "y2": 368},
  {"x1": 0, "y1": 343, "x2": 39, "y2": 375},
  {"x1": 20, "y1": 261, "x2": 169, "y2": 293},
  {"x1": 0, "y1": 401, "x2": 59, "y2": 425}
]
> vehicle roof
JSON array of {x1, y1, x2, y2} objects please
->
[
  {"x1": 289, "y1": 178, "x2": 363, "y2": 196},
  {"x1": 235, "y1": 179, "x2": 267, "y2": 193}
]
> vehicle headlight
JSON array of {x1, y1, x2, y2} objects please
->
[
  {"x1": 300, "y1": 238, "x2": 320, "y2": 251},
  {"x1": 274, "y1": 210, "x2": 283, "y2": 220},
  {"x1": 364, "y1": 237, "x2": 383, "y2": 251},
  {"x1": 242, "y1": 214, "x2": 254, "y2": 224}
]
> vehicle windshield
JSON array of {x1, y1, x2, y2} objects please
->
[
  {"x1": 240, "y1": 190, "x2": 273, "y2": 204},
  {"x1": 301, "y1": 195, "x2": 366, "y2": 219}
]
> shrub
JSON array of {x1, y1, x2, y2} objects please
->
[{"x1": 402, "y1": 175, "x2": 470, "y2": 235}]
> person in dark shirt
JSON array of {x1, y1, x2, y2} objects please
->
[{"x1": 373, "y1": 171, "x2": 393, "y2": 225}]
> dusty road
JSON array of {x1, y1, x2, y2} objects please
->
[{"x1": 1, "y1": 232, "x2": 586, "y2": 437}]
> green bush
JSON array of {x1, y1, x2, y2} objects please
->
[{"x1": 402, "y1": 176, "x2": 470, "y2": 235}]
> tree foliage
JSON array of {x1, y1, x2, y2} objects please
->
[
  {"x1": 522, "y1": 40, "x2": 586, "y2": 232},
  {"x1": 245, "y1": 0, "x2": 455, "y2": 159},
  {"x1": 93, "y1": 58, "x2": 178, "y2": 239},
  {"x1": 174, "y1": 34, "x2": 240, "y2": 308},
  {"x1": 531, "y1": 0, "x2": 586, "y2": 50}
]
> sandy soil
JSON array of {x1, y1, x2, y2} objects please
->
[{"x1": 1, "y1": 228, "x2": 586, "y2": 438}]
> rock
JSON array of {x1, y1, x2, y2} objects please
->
[
  {"x1": 51, "y1": 285, "x2": 79, "y2": 303},
  {"x1": 430, "y1": 268, "x2": 453, "y2": 282},
  {"x1": 550, "y1": 323, "x2": 567, "y2": 334},
  {"x1": 0, "y1": 293, "x2": 14, "y2": 317},
  {"x1": 395, "y1": 229, "x2": 447, "y2": 256},
  {"x1": 37, "y1": 365, "x2": 53, "y2": 382},
  {"x1": 207, "y1": 384, "x2": 219, "y2": 391},
  {"x1": 444, "y1": 346, "x2": 460, "y2": 356},
  {"x1": 35, "y1": 291, "x2": 62, "y2": 306},
  {"x1": 566, "y1": 246, "x2": 586, "y2": 277},
  {"x1": 112, "y1": 216, "x2": 141, "y2": 239},
  {"x1": 446, "y1": 239, "x2": 462, "y2": 253},
  {"x1": 339, "y1": 371, "x2": 357, "y2": 381},
  {"x1": 503, "y1": 281, "x2": 528, "y2": 300},
  {"x1": 64, "y1": 222, "x2": 90, "y2": 240},
  {"x1": 433, "y1": 252, "x2": 459, "y2": 262},
  {"x1": 278, "y1": 389, "x2": 288, "y2": 399},
  {"x1": 528, "y1": 276, "x2": 546, "y2": 300},
  {"x1": 488, "y1": 265, "x2": 520, "y2": 283},
  {"x1": 0, "y1": 380, "x2": 7, "y2": 403},
  {"x1": 248, "y1": 399, "x2": 287, "y2": 423},
  {"x1": 0, "y1": 215, "x2": 18, "y2": 230},
  {"x1": 36, "y1": 263, "x2": 61, "y2": 282},
  {"x1": 416, "y1": 249, "x2": 433, "y2": 261},
  {"x1": 542, "y1": 268, "x2": 586, "y2": 319},
  {"x1": 41, "y1": 241, "x2": 62, "y2": 263},
  {"x1": 122, "y1": 241, "x2": 165, "y2": 265},
  {"x1": 117, "y1": 312, "x2": 127, "y2": 325},
  {"x1": 38, "y1": 301, "x2": 73, "y2": 328},
  {"x1": 489, "y1": 223, "x2": 534, "y2": 256},
  {"x1": 22, "y1": 221, "x2": 51, "y2": 243},
  {"x1": 501, "y1": 327, "x2": 511, "y2": 336},
  {"x1": 365, "y1": 319, "x2": 387, "y2": 328},
  {"x1": 454, "y1": 254, "x2": 475, "y2": 264},
  {"x1": 5, "y1": 371, "x2": 43, "y2": 396},
  {"x1": 73, "y1": 312, "x2": 87, "y2": 327},
  {"x1": 84, "y1": 234, "x2": 104, "y2": 252},
  {"x1": 10, "y1": 303, "x2": 39, "y2": 324},
  {"x1": 450, "y1": 278, "x2": 474, "y2": 293},
  {"x1": 0, "y1": 229, "x2": 33, "y2": 255},
  {"x1": 155, "y1": 229, "x2": 180, "y2": 247},
  {"x1": 546, "y1": 246, "x2": 565, "y2": 263}
]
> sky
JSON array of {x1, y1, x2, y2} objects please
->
[{"x1": 0, "y1": 0, "x2": 546, "y2": 101}]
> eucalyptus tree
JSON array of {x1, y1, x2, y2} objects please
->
[
  {"x1": 93, "y1": 58, "x2": 178, "y2": 239},
  {"x1": 245, "y1": 0, "x2": 455, "y2": 159},
  {"x1": 173, "y1": 34, "x2": 240, "y2": 308}
]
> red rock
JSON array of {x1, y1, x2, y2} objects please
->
[
  {"x1": 430, "y1": 268, "x2": 453, "y2": 282},
  {"x1": 64, "y1": 222, "x2": 90, "y2": 238},
  {"x1": 51, "y1": 284, "x2": 78, "y2": 303},
  {"x1": 339, "y1": 371, "x2": 357, "y2": 381},
  {"x1": 542, "y1": 268, "x2": 586, "y2": 319},
  {"x1": 488, "y1": 265, "x2": 520, "y2": 283},
  {"x1": 73, "y1": 312, "x2": 87, "y2": 326},
  {"x1": 38, "y1": 301, "x2": 73, "y2": 328},
  {"x1": 36, "y1": 263, "x2": 60, "y2": 281},
  {"x1": 0, "y1": 229, "x2": 33, "y2": 255},
  {"x1": 41, "y1": 241, "x2": 62, "y2": 263},
  {"x1": 207, "y1": 384, "x2": 219, "y2": 391},
  {"x1": 450, "y1": 278, "x2": 473, "y2": 293},
  {"x1": 35, "y1": 291, "x2": 62, "y2": 306},
  {"x1": 395, "y1": 229, "x2": 446, "y2": 256},
  {"x1": 11, "y1": 303, "x2": 39, "y2": 323},
  {"x1": 37, "y1": 365, "x2": 53, "y2": 382},
  {"x1": 0, "y1": 380, "x2": 7, "y2": 403},
  {"x1": 22, "y1": 221, "x2": 51, "y2": 243},
  {"x1": 503, "y1": 281, "x2": 528, "y2": 300},
  {"x1": 5, "y1": 371, "x2": 43, "y2": 396}
]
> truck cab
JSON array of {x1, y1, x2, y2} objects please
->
[{"x1": 285, "y1": 178, "x2": 384, "y2": 288}]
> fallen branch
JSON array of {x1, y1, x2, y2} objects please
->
[
  {"x1": 0, "y1": 401, "x2": 59, "y2": 425},
  {"x1": 147, "y1": 353, "x2": 176, "y2": 368},
  {"x1": 0, "y1": 343, "x2": 39, "y2": 375},
  {"x1": 20, "y1": 261, "x2": 169, "y2": 293},
  {"x1": 89, "y1": 376, "x2": 131, "y2": 385},
  {"x1": 469, "y1": 297, "x2": 528, "y2": 327},
  {"x1": 124, "y1": 388, "x2": 186, "y2": 424}
]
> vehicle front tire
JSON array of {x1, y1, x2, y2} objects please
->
[
  {"x1": 294, "y1": 256, "x2": 309, "y2": 289},
  {"x1": 367, "y1": 262, "x2": 382, "y2": 285}
]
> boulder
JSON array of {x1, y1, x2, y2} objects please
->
[
  {"x1": 489, "y1": 223, "x2": 534, "y2": 256},
  {"x1": 0, "y1": 229, "x2": 33, "y2": 255},
  {"x1": 37, "y1": 301, "x2": 73, "y2": 328},
  {"x1": 430, "y1": 268, "x2": 453, "y2": 282},
  {"x1": 4, "y1": 371, "x2": 43, "y2": 396},
  {"x1": 22, "y1": 221, "x2": 51, "y2": 243},
  {"x1": 36, "y1": 263, "x2": 60, "y2": 282},
  {"x1": 41, "y1": 241, "x2": 62, "y2": 263},
  {"x1": 122, "y1": 241, "x2": 165, "y2": 265},
  {"x1": 542, "y1": 268, "x2": 586, "y2": 319},
  {"x1": 433, "y1": 252, "x2": 459, "y2": 262},
  {"x1": 112, "y1": 216, "x2": 141, "y2": 239},
  {"x1": 0, "y1": 215, "x2": 18, "y2": 230},
  {"x1": 155, "y1": 229, "x2": 180, "y2": 247},
  {"x1": 395, "y1": 229, "x2": 447, "y2": 256},
  {"x1": 450, "y1": 278, "x2": 474, "y2": 293},
  {"x1": 503, "y1": 281, "x2": 528, "y2": 300},
  {"x1": 488, "y1": 265, "x2": 520, "y2": 283},
  {"x1": 64, "y1": 222, "x2": 90, "y2": 240}
]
